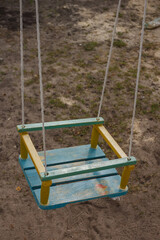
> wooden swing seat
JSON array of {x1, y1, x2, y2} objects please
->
[{"x1": 17, "y1": 118, "x2": 136, "y2": 210}]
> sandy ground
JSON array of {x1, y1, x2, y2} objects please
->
[{"x1": 0, "y1": 0, "x2": 160, "y2": 239}]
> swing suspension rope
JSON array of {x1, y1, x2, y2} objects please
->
[
  {"x1": 97, "y1": 0, "x2": 122, "y2": 118},
  {"x1": 20, "y1": 0, "x2": 47, "y2": 175},
  {"x1": 20, "y1": 0, "x2": 147, "y2": 172},
  {"x1": 128, "y1": 0, "x2": 148, "y2": 158},
  {"x1": 97, "y1": 0, "x2": 148, "y2": 158},
  {"x1": 35, "y1": 0, "x2": 47, "y2": 175},
  {"x1": 20, "y1": 0, "x2": 24, "y2": 127}
]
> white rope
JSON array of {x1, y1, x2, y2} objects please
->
[
  {"x1": 128, "y1": 0, "x2": 148, "y2": 158},
  {"x1": 20, "y1": 0, "x2": 25, "y2": 127},
  {"x1": 35, "y1": 0, "x2": 47, "y2": 175},
  {"x1": 97, "y1": 0, "x2": 122, "y2": 118}
]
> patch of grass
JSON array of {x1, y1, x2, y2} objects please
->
[
  {"x1": 59, "y1": 72, "x2": 69, "y2": 77},
  {"x1": 49, "y1": 98, "x2": 67, "y2": 108},
  {"x1": 25, "y1": 73, "x2": 38, "y2": 85},
  {"x1": 119, "y1": 13, "x2": 123, "y2": 18},
  {"x1": 45, "y1": 46, "x2": 71, "y2": 64},
  {"x1": 153, "y1": 67, "x2": 160, "y2": 76},
  {"x1": 113, "y1": 39, "x2": 126, "y2": 48},
  {"x1": 109, "y1": 65, "x2": 120, "y2": 72},
  {"x1": 115, "y1": 82, "x2": 124, "y2": 90},
  {"x1": 25, "y1": 77, "x2": 38, "y2": 86},
  {"x1": 90, "y1": 102, "x2": 98, "y2": 112},
  {"x1": 70, "y1": 104, "x2": 86, "y2": 118},
  {"x1": 143, "y1": 41, "x2": 156, "y2": 51},
  {"x1": 150, "y1": 103, "x2": 159, "y2": 113},
  {"x1": 75, "y1": 59, "x2": 88, "y2": 68},
  {"x1": 103, "y1": 7, "x2": 109, "y2": 11},
  {"x1": 139, "y1": 84, "x2": 146, "y2": 89},
  {"x1": 45, "y1": 83, "x2": 53, "y2": 90},
  {"x1": 117, "y1": 98, "x2": 127, "y2": 107},
  {"x1": 71, "y1": 67, "x2": 78, "y2": 72},
  {"x1": 0, "y1": 71, "x2": 6, "y2": 76},
  {"x1": 141, "y1": 66, "x2": 146, "y2": 72},
  {"x1": 83, "y1": 41, "x2": 98, "y2": 51},
  {"x1": 139, "y1": 85, "x2": 152, "y2": 96},
  {"x1": 124, "y1": 68, "x2": 137, "y2": 78},
  {"x1": 117, "y1": 32, "x2": 124, "y2": 38},
  {"x1": 119, "y1": 60, "x2": 127, "y2": 67},
  {"x1": 86, "y1": 72, "x2": 100, "y2": 88},
  {"x1": 76, "y1": 84, "x2": 83, "y2": 92},
  {"x1": 145, "y1": 73, "x2": 151, "y2": 79},
  {"x1": 29, "y1": 97, "x2": 37, "y2": 104},
  {"x1": 63, "y1": 129, "x2": 71, "y2": 135},
  {"x1": 129, "y1": 12, "x2": 139, "y2": 22}
]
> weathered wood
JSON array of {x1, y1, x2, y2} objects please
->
[
  {"x1": 20, "y1": 144, "x2": 105, "y2": 170},
  {"x1": 18, "y1": 144, "x2": 131, "y2": 210},
  {"x1": 20, "y1": 133, "x2": 45, "y2": 175},
  {"x1": 20, "y1": 134, "x2": 28, "y2": 159},
  {"x1": 24, "y1": 158, "x2": 118, "y2": 189},
  {"x1": 35, "y1": 174, "x2": 128, "y2": 210},
  {"x1": 95, "y1": 125, "x2": 136, "y2": 189},
  {"x1": 17, "y1": 117, "x2": 104, "y2": 132},
  {"x1": 40, "y1": 180, "x2": 52, "y2": 205},
  {"x1": 91, "y1": 127, "x2": 99, "y2": 149},
  {"x1": 95, "y1": 125, "x2": 127, "y2": 158},
  {"x1": 40, "y1": 157, "x2": 136, "y2": 181},
  {"x1": 120, "y1": 165, "x2": 135, "y2": 189}
]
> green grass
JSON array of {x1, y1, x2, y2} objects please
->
[
  {"x1": 150, "y1": 103, "x2": 159, "y2": 113},
  {"x1": 45, "y1": 46, "x2": 71, "y2": 64},
  {"x1": 75, "y1": 59, "x2": 88, "y2": 68},
  {"x1": 76, "y1": 84, "x2": 83, "y2": 92},
  {"x1": 25, "y1": 78, "x2": 37, "y2": 86},
  {"x1": 113, "y1": 39, "x2": 127, "y2": 48},
  {"x1": 124, "y1": 68, "x2": 137, "y2": 78},
  {"x1": 115, "y1": 82, "x2": 124, "y2": 90},
  {"x1": 109, "y1": 65, "x2": 120, "y2": 73},
  {"x1": 59, "y1": 72, "x2": 69, "y2": 77},
  {"x1": 85, "y1": 72, "x2": 102, "y2": 90},
  {"x1": 49, "y1": 98, "x2": 67, "y2": 108},
  {"x1": 83, "y1": 42, "x2": 98, "y2": 51},
  {"x1": 119, "y1": 13, "x2": 123, "y2": 18},
  {"x1": 0, "y1": 71, "x2": 6, "y2": 76},
  {"x1": 45, "y1": 83, "x2": 53, "y2": 90},
  {"x1": 29, "y1": 97, "x2": 37, "y2": 104},
  {"x1": 117, "y1": 32, "x2": 124, "y2": 38}
]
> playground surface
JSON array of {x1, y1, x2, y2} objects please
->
[{"x1": 0, "y1": 0, "x2": 160, "y2": 239}]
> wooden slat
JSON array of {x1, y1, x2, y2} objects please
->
[
  {"x1": 23, "y1": 158, "x2": 118, "y2": 189},
  {"x1": 17, "y1": 117, "x2": 104, "y2": 133},
  {"x1": 40, "y1": 157, "x2": 136, "y2": 181},
  {"x1": 95, "y1": 125, "x2": 127, "y2": 158},
  {"x1": 19, "y1": 145, "x2": 106, "y2": 170},
  {"x1": 34, "y1": 175, "x2": 128, "y2": 210},
  {"x1": 20, "y1": 133, "x2": 45, "y2": 175}
]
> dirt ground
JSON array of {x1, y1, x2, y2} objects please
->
[{"x1": 0, "y1": 0, "x2": 160, "y2": 239}]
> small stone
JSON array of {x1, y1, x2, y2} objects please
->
[{"x1": 155, "y1": 50, "x2": 160, "y2": 59}]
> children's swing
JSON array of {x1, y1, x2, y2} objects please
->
[{"x1": 17, "y1": 0, "x2": 147, "y2": 210}]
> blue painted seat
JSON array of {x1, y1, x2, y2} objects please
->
[{"x1": 19, "y1": 144, "x2": 128, "y2": 210}]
